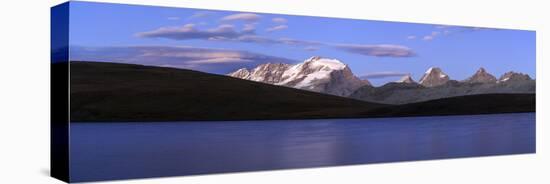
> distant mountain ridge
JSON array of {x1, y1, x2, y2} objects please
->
[
  {"x1": 350, "y1": 67, "x2": 535, "y2": 104},
  {"x1": 229, "y1": 57, "x2": 534, "y2": 103}
]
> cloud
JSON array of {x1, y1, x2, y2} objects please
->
[
  {"x1": 167, "y1": 17, "x2": 180, "y2": 20},
  {"x1": 187, "y1": 11, "x2": 212, "y2": 20},
  {"x1": 461, "y1": 26, "x2": 502, "y2": 32},
  {"x1": 235, "y1": 35, "x2": 280, "y2": 44},
  {"x1": 272, "y1": 17, "x2": 287, "y2": 24},
  {"x1": 333, "y1": 44, "x2": 416, "y2": 57},
  {"x1": 70, "y1": 45, "x2": 296, "y2": 74},
  {"x1": 242, "y1": 23, "x2": 256, "y2": 34},
  {"x1": 185, "y1": 57, "x2": 254, "y2": 64},
  {"x1": 266, "y1": 25, "x2": 288, "y2": 32},
  {"x1": 435, "y1": 25, "x2": 448, "y2": 29},
  {"x1": 423, "y1": 35, "x2": 434, "y2": 41},
  {"x1": 221, "y1": 13, "x2": 261, "y2": 22},
  {"x1": 418, "y1": 25, "x2": 501, "y2": 41},
  {"x1": 136, "y1": 24, "x2": 248, "y2": 40},
  {"x1": 422, "y1": 31, "x2": 440, "y2": 41},
  {"x1": 136, "y1": 24, "x2": 316, "y2": 47},
  {"x1": 304, "y1": 46, "x2": 319, "y2": 51},
  {"x1": 406, "y1": 35, "x2": 416, "y2": 40},
  {"x1": 136, "y1": 24, "x2": 416, "y2": 58},
  {"x1": 437, "y1": 24, "x2": 501, "y2": 32},
  {"x1": 228, "y1": 36, "x2": 323, "y2": 47},
  {"x1": 360, "y1": 72, "x2": 409, "y2": 79},
  {"x1": 278, "y1": 38, "x2": 322, "y2": 46}
]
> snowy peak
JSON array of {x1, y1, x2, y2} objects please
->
[
  {"x1": 396, "y1": 74, "x2": 416, "y2": 84},
  {"x1": 303, "y1": 56, "x2": 347, "y2": 70},
  {"x1": 277, "y1": 56, "x2": 349, "y2": 87},
  {"x1": 419, "y1": 67, "x2": 449, "y2": 87},
  {"x1": 228, "y1": 68, "x2": 250, "y2": 79},
  {"x1": 464, "y1": 67, "x2": 497, "y2": 83},
  {"x1": 249, "y1": 63, "x2": 291, "y2": 83},
  {"x1": 228, "y1": 56, "x2": 369, "y2": 96},
  {"x1": 498, "y1": 71, "x2": 532, "y2": 83},
  {"x1": 229, "y1": 63, "x2": 290, "y2": 83},
  {"x1": 276, "y1": 56, "x2": 368, "y2": 96}
]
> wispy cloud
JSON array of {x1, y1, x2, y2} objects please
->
[
  {"x1": 422, "y1": 31, "x2": 440, "y2": 41},
  {"x1": 70, "y1": 45, "x2": 296, "y2": 74},
  {"x1": 304, "y1": 46, "x2": 319, "y2": 51},
  {"x1": 136, "y1": 24, "x2": 416, "y2": 58},
  {"x1": 185, "y1": 57, "x2": 254, "y2": 64},
  {"x1": 435, "y1": 25, "x2": 448, "y2": 29},
  {"x1": 135, "y1": 24, "x2": 248, "y2": 40},
  {"x1": 187, "y1": 11, "x2": 212, "y2": 20},
  {"x1": 359, "y1": 72, "x2": 409, "y2": 79},
  {"x1": 406, "y1": 35, "x2": 416, "y2": 40},
  {"x1": 278, "y1": 38, "x2": 322, "y2": 46},
  {"x1": 242, "y1": 23, "x2": 256, "y2": 33},
  {"x1": 418, "y1": 24, "x2": 501, "y2": 41},
  {"x1": 461, "y1": 26, "x2": 502, "y2": 32},
  {"x1": 167, "y1": 16, "x2": 180, "y2": 20},
  {"x1": 436, "y1": 24, "x2": 501, "y2": 32},
  {"x1": 272, "y1": 17, "x2": 287, "y2": 24},
  {"x1": 333, "y1": 44, "x2": 416, "y2": 57},
  {"x1": 221, "y1": 13, "x2": 261, "y2": 22},
  {"x1": 234, "y1": 35, "x2": 280, "y2": 44},
  {"x1": 136, "y1": 24, "x2": 320, "y2": 47},
  {"x1": 266, "y1": 25, "x2": 288, "y2": 32}
]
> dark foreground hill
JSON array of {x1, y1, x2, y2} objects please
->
[
  {"x1": 364, "y1": 93, "x2": 535, "y2": 117},
  {"x1": 67, "y1": 62, "x2": 535, "y2": 122},
  {"x1": 68, "y1": 61, "x2": 385, "y2": 122}
]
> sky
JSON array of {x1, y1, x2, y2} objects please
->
[{"x1": 67, "y1": 1, "x2": 536, "y2": 86}]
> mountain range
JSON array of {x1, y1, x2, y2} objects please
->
[
  {"x1": 68, "y1": 61, "x2": 535, "y2": 122},
  {"x1": 229, "y1": 56, "x2": 535, "y2": 104}
]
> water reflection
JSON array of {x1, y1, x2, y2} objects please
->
[{"x1": 70, "y1": 113, "x2": 535, "y2": 182}]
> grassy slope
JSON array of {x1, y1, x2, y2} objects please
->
[{"x1": 69, "y1": 61, "x2": 385, "y2": 122}]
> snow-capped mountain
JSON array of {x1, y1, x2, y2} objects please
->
[
  {"x1": 228, "y1": 63, "x2": 290, "y2": 83},
  {"x1": 228, "y1": 68, "x2": 250, "y2": 79},
  {"x1": 419, "y1": 67, "x2": 450, "y2": 87},
  {"x1": 396, "y1": 74, "x2": 416, "y2": 84},
  {"x1": 228, "y1": 56, "x2": 370, "y2": 96},
  {"x1": 464, "y1": 67, "x2": 497, "y2": 83},
  {"x1": 498, "y1": 71, "x2": 532, "y2": 83}
]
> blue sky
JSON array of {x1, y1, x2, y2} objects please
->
[{"x1": 68, "y1": 1, "x2": 535, "y2": 86}]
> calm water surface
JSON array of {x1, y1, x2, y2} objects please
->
[{"x1": 70, "y1": 113, "x2": 535, "y2": 182}]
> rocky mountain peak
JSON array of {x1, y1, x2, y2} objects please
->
[
  {"x1": 396, "y1": 74, "x2": 416, "y2": 84},
  {"x1": 419, "y1": 67, "x2": 450, "y2": 87},
  {"x1": 464, "y1": 67, "x2": 497, "y2": 83},
  {"x1": 498, "y1": 71, "x2": 532, "y2": 83},
  {"x1": 228, "y1": 63, "x2": 291, "y2": 84},
  {"x1": 228, "y1": 68, "x2": 250, "y2": 79}
]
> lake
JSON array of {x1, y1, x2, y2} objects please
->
[{"x1": 70, "y1": 113, "x2": 535, "y2": 182}]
